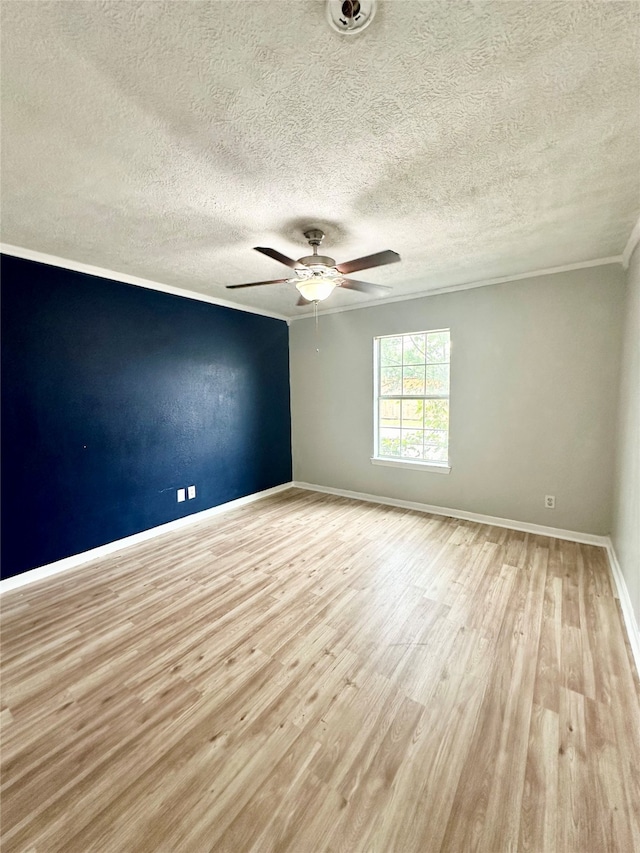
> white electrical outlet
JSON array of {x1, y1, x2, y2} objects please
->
[
  {"x1": 177, "y1": 488, "x2": 186, "y2": 502},
  {"x1": 545, "y1": 495, "x2": 555, "y2": 509},
  {"x1": 187, "y1": 485, "x2": 196, "y2": 499}
]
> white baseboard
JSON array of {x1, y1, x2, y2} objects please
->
[
  {"x1": 604, "y1": 538, "x2": 640, "y2": 677},
  {"x1": 0, "y1": 483, "x2": 293, "y2": 594},
  {"x1": 293, "y1": 481, "x2": 608, "y2": 546}
]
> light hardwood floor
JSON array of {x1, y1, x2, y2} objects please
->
[{"x1": 1, "y1": 488, "x2": 639, "y2": 852}]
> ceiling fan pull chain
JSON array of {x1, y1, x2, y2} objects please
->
[{"x1": 314, "y1": 301, "x2": 320, "y2": 354}]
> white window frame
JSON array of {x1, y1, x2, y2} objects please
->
[{"x1": 372, "y1": 329, "x2": 451, "y2": 474}]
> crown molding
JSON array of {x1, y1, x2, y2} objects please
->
[
  {"x1": 0, "y1": 243, "x2": 290, "y2": 322},
  {"x1": 622, "y1": 216, "x2": 640, "y2": 269},
  {"x1": 1, "y1": 242, "x2": 625, "y2": 323},
  {"x1": 290, "y1": 255, "x2": 623, "y2": 320}
]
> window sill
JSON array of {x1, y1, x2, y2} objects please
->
[{"x1": 370, "y1": 457, "x2": 451, "y2": 474}]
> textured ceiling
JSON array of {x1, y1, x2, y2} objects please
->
[{"x1": 1, "y1": 0, "x2": 638, "y2": 317}]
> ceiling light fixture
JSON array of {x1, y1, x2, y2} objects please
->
[
  {"x1": 295, "y1": 277, "x2": 337, "y2": 302},
  {"x1": 225, "y1": 228, "x2": 399, "y2": 306},
  {"x1": 292, "y1": 231, "x2": 341, "y2": 302}
]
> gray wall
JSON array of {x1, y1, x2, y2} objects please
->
[
  {"x1": 290, "y1": 265, "x2": 625, "y2": 535},
  {"x1": 612, "y1": 247, "x2": 640, "y2": 626}
]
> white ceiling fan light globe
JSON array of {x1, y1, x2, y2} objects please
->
[{"x1": 295, "y1": 278, "x2": 337, "y2": 302}]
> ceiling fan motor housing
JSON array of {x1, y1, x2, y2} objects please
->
[{"x1": 297, "y1": 254, "x2": 337, "y2": 269}]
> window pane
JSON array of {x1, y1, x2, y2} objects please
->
[
  {"x1": 403, "y1": 365, "x2": 425, "y2": 395},
  {"x1": 424, "y1": 444, "x2": 448, "y2": 463},
  {"x1": 401, "y1": 429, "x2": 424, "y2": 459},
  {"x1": 424, "y1": 428, "x2": 448, "y2": 448},
  {"x1": 424, "y1": 428, "x2": 448, "y2": 463},
  {"x1": 381, "y1": 366, "x2": 402, "y2": 395},
  {"x1": 426, "y1": 331, "x2": 450, "y2": 364},
  {"x1": 380, "y1": 399, "x2": 401, "y2": 428},
  {"x1": 380, "y1": 336, "x2": 402, "y2": 367},
  {"x1": 403, "y1": 334, "x2": 426, "y2": 365},
  {"x1": 425, "y1": 364, "x2": 449, "y2": 395},
  {"x1": 379, "y1": 428, "x2": 401, "y2": 457},
  {"x1": 424, "y1": 399, "x2": 449, "y2": 430},
  {"x1": 401, "y1": 399, "x2": 424, "y2": 429}
]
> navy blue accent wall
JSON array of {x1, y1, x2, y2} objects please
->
[{"x1": 1, "y1": 255, "x2": 292, "y2": 578}]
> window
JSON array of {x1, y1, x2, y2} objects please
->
[{"x1": 373, "y1": 329, "x2": 450, "y2": 471}]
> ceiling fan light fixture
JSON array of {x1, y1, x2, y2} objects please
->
[
  {"x1": 295, "y1": 278, "x2": 337, "y2": 302},
  {"x1": 227, "y1": 229, "x2": 399, "y2": 304}
]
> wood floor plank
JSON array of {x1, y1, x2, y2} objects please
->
[
  {"x1": 438, "y1": 564, "x2": 532, "y2": 853},
  {"x1": 518, "y1": 702, "x2": 559, "y2": 853},
  {"x1": 584, "y1": 694, "x2": 635, "y2": 853},
  {"x1": 533, "y1": 571, "x2": 562, "y2": 713},
  {"x1": 557, "y1": 686, "x2": 589, "y2": 851},
  {"x1": 1, "y1": 488, "x2": 639, "y2": 852},
  {"x1": 478, "y1": 548, "x2": 548, "y2": 853},
  {"x1": 364, "y1": 628, "x2": 491, "y2": 853}
]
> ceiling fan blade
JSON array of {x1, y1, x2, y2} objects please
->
[
  {"x1": 226, "y1": 278, "x2": 290, "y2": 290},
  {"x1": 335, "y1": 250, "x2": 400, "y2": 275},
  {"x1": 339, "y1": 278, "x2": 393, "y2": 296},
  {"x1": 254, "y1": 246, "x2": 300, "y2": 270}
]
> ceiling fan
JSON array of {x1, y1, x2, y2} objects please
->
[{"x1": 226, "y1": 229, "x2": 400, "y2": 305}]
